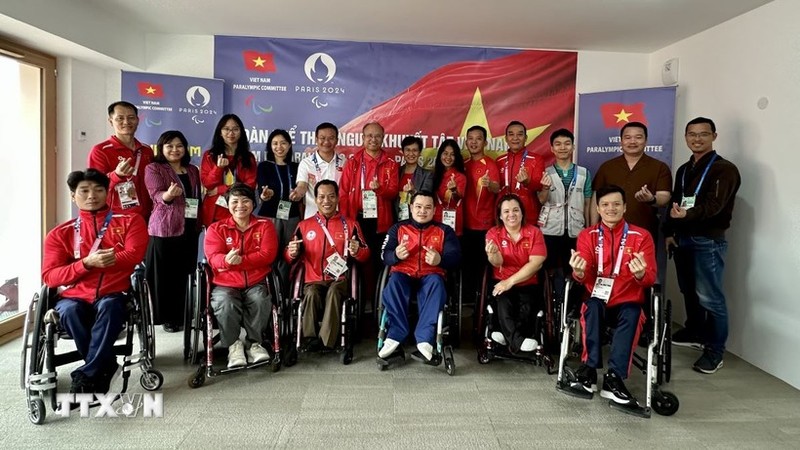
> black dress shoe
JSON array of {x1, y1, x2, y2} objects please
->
[{"x1": 162, "y1": 323, "x2": 182, "y2": 333}]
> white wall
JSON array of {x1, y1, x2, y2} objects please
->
[{"x1": 648, "y1": 0, "x2": 800, "y2": 389}]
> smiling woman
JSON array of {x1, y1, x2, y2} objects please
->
[{"x1": 0, "y1": 38, "x2": 56, "y2": 342}]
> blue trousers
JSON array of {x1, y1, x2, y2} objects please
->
[
  {"x1": 382, "y1": 272, "x2": 446, "y2": 345},
  {"x1": 54, "y1": 294, "x2": 126, "y2": 380},
  {"x1": 580, "y1": 298, "x2": 645, "y2": 379},
  {"x1": 675, "y1": 236, "x2": 729, "y2": 358}
]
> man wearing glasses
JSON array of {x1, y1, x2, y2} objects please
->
[{"x1": 664, "y1": 117, "x2": 741, "y2": 374}]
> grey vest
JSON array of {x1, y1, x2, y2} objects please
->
[{"x1": 539, "y1": 165, "x2": 588, "y2": 238}]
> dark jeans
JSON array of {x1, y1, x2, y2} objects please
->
[
  {"x1": 674, "y1": 236, "x2": 729, "y2": 357},
  {"x1": 54, "y1": 294, "x2": 127, "y2": 380},
  {"x1": 382, "y1": 273, "x2": 446, "y2": 345},
  {"x1": 580, "y1": 298, "x2": 645, "y2": 379},
  {"x1": 494, "y1": 284, "x2": 542, "y2": 353}
]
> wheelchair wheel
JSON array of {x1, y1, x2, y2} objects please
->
[
  {"x1": 140, "y1": 369, "x2": 164, "y2": 391},
  {"x1": 477, "y1": 348, "x2": 491, "y2": 365},
  {"x1": 652, "y1": 390, "x2": 679, "y2": 416},
  {"x1": 28, "y1": 398, "x2": 45, "y2": 425},
  {"x1": 187, "y1": 366, "x2": 206, "y2": 389}
]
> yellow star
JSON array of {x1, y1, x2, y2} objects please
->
[
  {"x1": 614, "y1": 109, "x2": 633, "y2": 123},
  {"x1": 252, "y1": 56, "x2": 266, "y2": 67},
  {"x1": 145, "y1": 86, "x2": 156, "y2": 94}
]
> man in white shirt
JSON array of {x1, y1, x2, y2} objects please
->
[{"x1": 295, "y1": 122, "x2": 347, "y2": 219}]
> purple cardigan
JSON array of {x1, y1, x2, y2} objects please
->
[{"x1": 144, "y1": 162, "x2": 202, "y2": 237}]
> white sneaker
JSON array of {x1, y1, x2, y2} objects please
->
[
  {"x1": 416, "y1": 342, "x2": 433, "y2": 361},
  {"x1": 227, "y1": 340, "x2": 246, "y2": 369},
  {"x1": 520, "y1": 338, "x2": 539, "y2": 352},
  {"x1": 379, "y1": 338, "x2": 400, "y2": 359},
  {"x1": 247, "y1": 343, "x2": 271, "y2": 364},
  {"x1": 491, "y1": 332, "x2": 507, "y2": 345}
]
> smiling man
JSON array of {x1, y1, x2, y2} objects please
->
[
  {"x1": 565, "y1": 184, "x2": 656, "y2": 410},
  {"x1": 88, "y1": 101, "x2": 154, "y2": 219},
  {"x1": 378, "y1": 191, "x2": 461, "y2": 363},
  {"x1": 664, "y1": 117, "x2": 741, "y2": 374},
  {"x1": 295, "y1": 122, "x2": 348, "y2": 219}
]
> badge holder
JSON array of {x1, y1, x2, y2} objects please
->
[{"x1": 362, "y1": 190, "x2": 378, "y2": 219}]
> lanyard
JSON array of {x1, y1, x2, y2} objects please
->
[
  {"x1": 437, "y1": 172, "x2": 463, "y2": 209},
  {"x1": 313, "y1": 152, "x2": 340, "y2": 178},
  {"x1": 273, "y1": 163, "x2": 293, "y2": 200},
  {"x1": 682, "y1": 153, "x2": 717, "y2": 196},
  {"x1": 73, "y1": 211, "x2": 114, "y2": 259},
  {"x1": 597, "y1": 222, "x2": 628, "y2": 277},
  {"x1": 314, "y1": 214, "x2": 349, "y2": 257},
  {"x1": 504, "y1": 149, "x2": 528, "y2": 190},
  {"x1": 554, "y1": 164, "x2": 578, "y2": 201},
  {"x1": 360, "y1": 152, "x2": 382, "y2": 191},
  {"x1": 131, "y1": 150, "x2": 143, "y2": 177}
]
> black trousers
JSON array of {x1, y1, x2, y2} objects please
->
[
  {"x1": 494, "y1": 283, "x2": 543, "y2": 353},
  {"x1": 145, "y1": 229, "x2": 199, "y2": 326}
]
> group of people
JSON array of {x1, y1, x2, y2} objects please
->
[{"x1": 41, "y1": 100, "x2": 740, "y2": 412}]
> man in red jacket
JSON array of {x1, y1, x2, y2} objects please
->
[
  {"x1": 87, "y1": 101, "x2": 154, "y2": 219},
  {"x1": 42, "y1": 169, "x2": 148, "y2": 394},
  {"x1": 204, "y1": 183, "x2": 278, "y2": 369},
  {"x1": 496, "y1": 120, "x2": 545, "y2": 221},
  {"x1": 566, "y1": 184, "x2": 656, "y2": 407},
  {"x1": 286, "y1": 180, "x2": 370, "y2": 350},
  {"x1": 378, "y1": 191, "x2": 461, "y2": 363},
  {"x1": 338, "y1": 122, "x2": 399, "y2": 313}
]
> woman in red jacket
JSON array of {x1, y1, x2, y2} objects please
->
[
  {"x1": 432, "y1": 139, "x2": 467, "y2": 236},
  {"x1": 485, "y1": 194, "x2": 547, "y2": 354},
  {"x1": 200, "y1": 114, "x2": 257, "y2": 227}
]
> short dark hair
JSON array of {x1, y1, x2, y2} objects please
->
[
  {"x1": 496, "y1": 193, "x2": 526, "y2": 226},
  {"x1": 685, "y1": 117, "x2": 716, "y2": 133},
  {"x1": 315, "y1": 122, "x2": 339, "y2": 137},
  {"x1": 401, "y1": 135, "x2": 423, "y2": 150},
  {"x1": 549, "y1": 128, "x2": 574, "y2": 146},
  {"x1": 595, "y1": 184, "x2": 627, "y2": 205},
  {"x1": 505, "y1": 121, "x2": 526, "y2": 134},
  {"x1": 154, "y1": 130, "x2": 191, "y2": 166},
  {"x1": 620, "y1": 121, "x2": 648, "y2": 139},
  {"x1": 265, "y1": 129, "x2": 293, "y2": 162},
  {"x1": 314, "y1": 179, "x2": 339, "y2": 197},
  {"x1": 67, "y1": 168, "x2": 110, "y2": 192},
  {"x1": 107, "y1": 101, "x2": 138, "y2": 116},
  {"x1": 467, "y1": 125, "x2": 487, "y2": 140},
  {"x1": 410, "y1": 190, "x2": 435, "y2": 205},
  {"x1": 226, "y1": 182, "x2": 256, "y2": 205}
]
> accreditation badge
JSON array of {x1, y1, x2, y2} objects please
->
[
  {"x1": 324, "y1": 252, "x2": 348, "y2": 279},
  {"x1": 184, "y1": 198, "x2": 199, "y2": 219},
  {"x1": 398, "y1": 203, "x2": 410, "y2": 221},
  {"x1": 680, "y1": 195, "x2": 696, "y2": 210},
  {"x1": 277, "y1": 200, "x2": 292, "y2": 220},
  {"x1": 116, "y1": 181, "x2": 140, "y2": 209},
  {"x1": 591, "y1": 277, "x2": 615, "y2": 303},
  {"x1": 362, "y1": 190, "x2": 378, "y2": 219},
  {"x1": 442, "y1": 209, "x2": 457, "y2": 231}
]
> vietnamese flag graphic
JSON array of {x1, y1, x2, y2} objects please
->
[
  {"x1": 340, "y1": 51, "x2": 577, "y2": 160},
  {"x1": 137, "y1": 82, "x2": 164, "y2": 98},
  {"x1": 242, "y1": 50, "x2": 276, "y2": 72},
  {"x1": 599, "y1": 102, "x2": 647, "y2": 128}
]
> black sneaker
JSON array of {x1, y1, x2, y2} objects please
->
[
  {"x1": 693, "y1": 351, "x2": 723, "y2": 374},
  {"x1": 94, "y1": 360, "x2": 120, "y2": 394},
  {"x1": 69, "y1": 372, "x2": 94, "y2": 394},
  {"x1": 672, "y1": 328, "x2": 703, "y2": 350},
  {"x1": 600, "y1": 371, "x2": 635, "y2": 405},
  {"x1": 571, "y1": 364, "x2": 598, "y2": 393}
]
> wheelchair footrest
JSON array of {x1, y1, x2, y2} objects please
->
[{"x1": 608, "y1": 399, "x2": 651, "y2": 418}]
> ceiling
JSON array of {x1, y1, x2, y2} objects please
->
[
  {"x1": 0, "y1": 0, "x2": 773, "y2": 68},
  {"x1": 81, "y1": 0, "x2": 771, "y2": 52}
]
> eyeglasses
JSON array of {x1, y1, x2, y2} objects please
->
[
  {"x1": 222, "y1": 127, "x2": 241, "y2": 134},
  {"x1": 686, "y1": 132, "x2": 713, "y2": 139}
]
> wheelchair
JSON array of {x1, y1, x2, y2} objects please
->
[
  {"x1": 555, "y1": 279, "x2": 679, "y2": 418},
  {"x1": 475, "y1": 266, "x2": 556, "y2": 372},
  {"x1": 19, "y1": 265, "x2": 163, "y2": 425},
  {"x1": 375, "y1": 266, "x2": 461, "y2": 376},
  {"x1": 184, "y1": 261, "x2": 285, "y2": 388},
  {"x1": 283, "y1": 261, "x2": 362, "y2": 366}
]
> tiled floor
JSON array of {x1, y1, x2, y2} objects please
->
[{"x1": 2, "y1": 325, "x2": 799, "y2": 449}]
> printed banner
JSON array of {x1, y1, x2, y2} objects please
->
[
  {"x1": 576, "y1": 86, "x2": 677, "y2": 176},
  {"x1": 121, "y1": 71, "x2": 224, "y2": 164},
  {"x1": 214, "y1": 36, "x2": 577, "y2": 167}
]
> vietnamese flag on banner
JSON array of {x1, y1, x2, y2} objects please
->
[
  {"x1": 599, "y1": 102, "x2": 647, "y2": 128},
  {"x1": 137, "y1": 82, "x2": 164, "y2": 98},
  {"x1": 340, "y1": 51, "x2": 577, "y2": 159},
  {"x1": 242, "y1": 50, "x2": 276, "y2": 72}
]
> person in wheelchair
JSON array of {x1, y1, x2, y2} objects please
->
[
  {"x1": 204, "y1": 183, "x2": 278, "y2": 369},
  {"x1": 485, "y1": 194, "x2": 547, "y2": 354},
  {"x1": 566, "y1": 185, "x2": 656, "y2": 406},
  {"x1": 285, "y1": 180, "x2": 369, "y2": 351},
  {"x1": 378, "y1": 191, "x2": 461, "y2": 363},
  {"x1": 41, "y1": 169, "x2": 148, "y2": 394}
]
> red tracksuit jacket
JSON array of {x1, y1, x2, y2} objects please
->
[
  {"x1": 285, "y1": 212, "x2": 370, "y2": 283},
  {"x1": 42, "y1": 206, "x2": 148, "y2": 303},
  {"x1": 204, "y1": 215, "x2": 278, "y2": 289},
  {"x1": 199, "y1": 150, "x2": 258, "y2": 227},
  {"x1": 572, "y1": 220, "x2": 656, "y2": 307},
  {"x1": 496, "y1": 148, "x2": 545, "y2": 220},
  {"x1": 381, "y1": 219, "x2": 461, "y2": 278},
  {"x1": 87, "y1": 136, "x2": 154, "y2": 219},
  {"x1": 338, "y1": 148, "x2": 399, "y2": 233}
]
